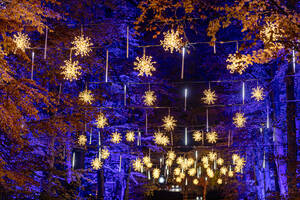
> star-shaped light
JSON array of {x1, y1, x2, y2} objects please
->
[
  {"x1": 217, "y1": 158, "x2": 224, "y2": 166},
  {"x1": 228, "y1": 170, "x2": 234, "y2": 177},
  {"x1": 202, "y1": 156, "x2": 209, "y2": 165},
  {"x1": 160, "y1": 29, "x2": 184, "y2": 53},
  {"x1": 176, "y1": 156, "x2": 184, "y2": 165},
  {"x1": 166, "y1": 159, "x2": 173, "y2": 167},
  {"x1": 153, "y1": 131, "x2": 169, "y2": 146},
  {"x1": 101, "y1": 148, "x2": 110, "y2": 160},
  {"x1": 78, "y1": 134, "x2": 87, "y2": 146},
  {"x1": 13, "y1": 32, "x2": 30, "y2": 52},
  {"x1": 208, "y1": 152, "x2": 217, "y2": 161},
  {"x1": 95, "y1": 112, "x2": 108, "y2": 128},
  {"x1": 146, "y1": 162, "x2": 153, "y2": 168},
  {"x1": 134, "y1": 55, "x2": 156, "y2": 77},
  {"x1": 61, "y1": 59, "x2": 82, "y2": 81},
  {"x1": 187, "y1": 158, "x2": 194, "y2": 167},
  {"x1": 206, "y1": 168, "x2": 214, "y2": 178},
  {"x1": 235, "y1": 157, "x2": 246, "y2": 168},
  {"x1": 251, "y1": 86, "x2": 265, "y2": 101},
  {"x1": 233, "y1": 112, "x2": 247, "y2": 128},
  {"x1": 133, "y1": 158, "x2": 143, "y2": 171},
  {"x1": 174, "y1": 168, "x2": 181, "y2": 176},
  {"x1": 162, "y1": 115, "x2": 177, "y2": 132},
  {"x1": 111, "y1": 132, "x2": 122, "y2": 144},
  {"x1": 79, "y1": 89, "x2": 94, "y2": 104},
  {"x1": 167, "y1": 151, "x2": 176, "y2": 161},
  {"x1": 202, "y1": 89, "x2": 217, "y2": 105},
  {"x1": 176, "y1": 177, "x2": 182, "y2": 183},
  {"x1": 179, "y1": 172, "x2": 185, "y2": 179},
  {"x1": 206, "y1": 131, "x2": 218, "y2": 143},
  {"x1": 188, "y1": 168, "x2": 196, "y2": 176},
  {"x1": 193, "y1": 178, "x2": 199, "y2": 185},
  {"x1": 71, "y1": 35, "x2": 93, "y2": 57},
  {"x1": 193, "y1": 130, "x2": 203, "y2": 142},
  {"x1": 143, "y1": 90, "x2": 157, "y2": 106},
  {"x1": 217, "y1": 178, "x2": 222, "y2": 184},
  {"x1": 143, "y1": 156, "x2": 151, "y2": 164},
  {"x1": 91, "y1": 157, "x2": 102, "y2": 170},
  {"x1": 126, "y1": 131, "x2": 135, "y2": 142},
  {"x1": 152, "y1": 168, "x2": 160, "y2": 179},
  {"x1": 226, "y1": 53, "x2": 253, "y2": 74},
  {"x1": 220, "y1": 166, "x2": 227, "y2": 175}
]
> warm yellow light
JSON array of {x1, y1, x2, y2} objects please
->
[
  {"x1": 79, "y1": 89, "x2": 94, "y2": 104},
  {"x1": 152, "y1": 168, "x2": 160, "y2": 179},
  {"x1": 101, "y1": 148, "x2": 110, "y2": 160},
  {"x1": 228, "y1": 170, "x2": 234, "y2": 177},
  {"x1": 166, "y1": 159, "x2": 173, "y2": 167},
  {"x1": 146, "y1": 162, "x2": 153, "y2": 168},
  {"x1": 187, "y1": 158, "x2": 194, "y2": 167},
  {"x1": 176, "y1": 177, "x2": 182, "y2": 183},
  {"x1": 226, "y1": 53, "x2": 253, "y2": 74},
  {"x1": 201, "y1": 156, "x2": 209, "y2": 165},
  {"x1": 162, "y1": 115, "x2": 177, "y2": 132},
  {"x1": 206, "y1": 168, "x2": 214, "y2": 178},
  {"x1": 251, "y1": 86, "x2": 265, "y2": 101},
  {"x1": 78, "y1": 134, "x2": 87, "y2": 146},
  {"x1": 174, "y1": 168, "x2": 181, "y2": 176},
  {"x1": 126, "y1": 131, "x2": 135, "y2": 142},
  {"x1": 217, "y1": 158, "x2": 224, "y2": 166},
  {"x1": 153, "y1": 131, "x2": 169, "y2": 146},
  {"x1": 217, "y1": 178, "x2": 222, "y2": 184},
  {"x1": 143, "y1": 90, "x2": 157, "y2": 106},
  {"x1": 143, "y1": 156, "x2": 151, "y2": 164},
  {"x1": 193, "y1": 130, "x2": 203, "y2": 142},
  {"x1": 220, "y1": 166, "x2": 227, "y2": 175},
  {"x1": 206, "y1": 131, "x2": 218, "y2": 143},
  {"x1": 13, "y1": 32, "x2": 30, "y2": 52},
  {"x1": 111, "y1": 132, "x2": 122, "y2": 144},
  {"x1": 61, "y1": 59, "x2": 82, "y2": 81},
  {"x1": 193, "y1": 178, "x2": 199, "y2": 185},
  {"x1": 160, "y1": 29, "x2": 184, "y2": 53},
  {"x1": 233, "y1": 112, "x2": 247, "y2": 128},
  {"x1": 133, "y1": 158, "x2": 143, "y2": 171},
  {"x1": 202, "y1": 89, "x2": 217, "y2": 105},
  {"x1": 71, "y1": 35, "x2": 93, "y2": 57},
  {"x1": 208, "y1": 152, "x2": 217, "y2": 161},
  {"x1": 91, "y1": 157, "x2": 102, "y2": 170},
  {"x1": 188, "y1": 168, "x2": 196, "y2": 176},
  {"x1": 176, "y1": 156, "x2": 184, "y2": 165},
  {"x1": 179, "y1": 172, "x2": 185, "y2": 179},
  {"x1": 95, "y1": 112, "x2": 108, "y2": 128},
  {"x1": 134, "y1": 55, "x2": 156, "y2": 77},
  {"x1": 167, "y1": 150, "x2": 176, "y2": 161}
]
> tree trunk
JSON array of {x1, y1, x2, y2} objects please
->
[
  {"x1": 97, "y1": 168, "x2": 104, "y2": 200},
  {"x1": 124, "y1": 165, "x2": 131, "y2": 200}
]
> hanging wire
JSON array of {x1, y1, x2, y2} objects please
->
[
  {"x1": 44, "y1": 27, "x2": 48, "y2": 59},
  {"x1": 31, "y1": 51, "x2": 35, "y2": 80}
]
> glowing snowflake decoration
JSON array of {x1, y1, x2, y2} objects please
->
[
  {"x1": 146, "y1": 162, "x2": 153, "y2": 168},
  {"x1": 206, "y1": 168, "x2": 214, "y2": 178},
  {"x1": 188, "y1": 168, "x2": 196, "y2": 176},
  {"x1": 235, "y1": 157, "x2": 246, "y2": 168},
  {"x1": 233, "y1": 112, "x2": 247, "y2": 128},
  {"x1": 203, "y1": 163, "x2": 209, "y2": 169},
  {"x1": 79, "y1": 89, "x2": 94, "y2": 104},
  {"x1": 202, "y1": 156, "x2": 209, "y2": 165},
  {"x1": 206, "y1": 131, "x2": 218, "y2": 143},
  {"x1": 71, "y1": 35, "x2": 93, "y2": 57},
  {"x1": 13, "y1": 32, "x2": 30, "y2": 52},
  {"x1": 153, "y1": 131, "x2": 169, "y2": 146},
  {"x1": 91, "y1": 157, "x2": 102, "y2": 170},
  {"x1": 143, "y1": 90, "x2": 157, "y2": 106},
  {"x1": 166, "y1": 159, "x2": 173, "y2": 167},
  {"x1": 251, "y1": 86, "x2": 265, "y2": 101},
  {"x1": 226, "y1": 53, "x2": 253, "y2": 74},
  {"x1": 167, "y1": 151, "x2": 176, "y2": 161},
  {"x1": 174, "y1": 168, "x2": 181, "y2": 176},
  {"x1": 176, "y1": 156, "x2": 184, "y2": 165},
  {"x1": 208, "y1": 152, "x2": 217, "y2": 161},
  {"x1": 220, "y1": 166, "x2": 227, "y2": 175},
  {"x1": 111, "y1": 132, "x2": 122, "y2": 144},
  {"x1": 152, "y1": 168, "x2": 160, "y2": 179},
  {"x1": 160, "y1": 29, "x2": 184, "y2": 53},
  {"x1": 228, "y1": 170, "x2": 234, "y2": 177},
  {"x1": 217, "y1": 178, "x2": 222, "y2": 184},
  {"x1": 133, "y1": 158, "x2": 143, "y2": 171},
  {"x1": 143, "y1": 156, "x2": 151, "y2": 164},
  {"x1": 95, "y1": 112, "x2": 108, "y2": 128},
  {"x1": 101, "y1": 148, "x2": 110, "y2": 160},
  {"x1": 187, "y1": 158, "x2": 194, "y2": 167},
  {"x1": 133, "y1": 55, "x2": 156, "y2": 77},
  {"x1": 78, "y1": 134, "x2": 87, "y2": 146},
  {"x1": 217, "y1": 158, "x2": 224, "y2": 166},
  {"x1": 179, "y1": 172, "x2": 185, "y2": 179},
  {"x1": 61, "y1": 59, "x2": 82, "y2": 81},
  {"x1": 162, "y1": 115, "x2": 177, "y2": 132},
  {"x1": 232, "y1": 154, "x2": 240, "y2": 164},
  {"x1": 202, "y1": 89, "x2": 217, "y2": 105},
  {"x1": 176, "y1": 177, "x2": 182, "y2": 183},
  {"x1": 193, "y1": 130, "x2": 203, "y2": 142},
  {"x1": 193, "y1": 178, "x2": 199, "y2": 185},
  {"x1": 126, "y1": 131, "x2": 135, "y2": 142}
]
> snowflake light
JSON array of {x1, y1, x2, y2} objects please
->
[
  {"x1": 179, "y1": 172, "x2": 185, "y2": 179},
  {"x1": 201, "y1": 156, "x2": 209, "y2": 165},
  {"x1": 202, "y1": 89, "x2": 217, "y2": 105},
  {"x1": 71, "y1": 35, "x2": 93, "y2": 57},
  {"x1": 206, "y1": 131, "x2": 218, "y2": 143},
  {"x1": 111, "y1": 132, "x2": 122, "y2": 144},
  {"x1": 162, "y1": 115, "x2": 177, "y2": 132},
  {"x1": 78, "y1": 134, "x2": 87, "y2": 146},
  {"x1": 180, "y1": 160, "x2": 189, "y2": 170},
  {"x1": 203, "y1": 163, "x2": 209, "y2": 169},
  {"x1": 188, "y1": 168, "x2": 196, "y2": 176},
  {"x1": 176, "y1": 156, "x2": 184, "y2": 165},
  {"x1": 160, "y1": 135, "x2": 170, "y2": 146},
  {"x1": 166, "y1": 159, "x2": 173, "y2": 167},
  {"x1": 167, "y1": 151, "x2": 176, "y2": 161},
  {"x1": 193, "y1": 130, "x2": 203, "y2": 142},
  {"x1": 13, "y1": 32, "x2": 30, "y2": 52},
  {"x1": 79, "y1": 89, "x2": 94, "y2": 104},
  {"x1": 95, "y1": 112, "x2": 108, "y2": 128},
  {"x1": 101, "y1": 148, "x2": 110, "y2": 160},
  {"x1": 235, "y1": 157, "x2": 246, "y2": 168},
  {"x1": 187, "y1": 158, "x2": 194, "y2": 167},
  {"x1": 152, "y1": 168, "x2": 160, "y2": 179},
  {"x1": 208, "y1": 152, "x2": 217, "y2": 161},
  {"x1": 233, "y1": 112, "x2": 247, "y2": 128},
  {"x1": 217, "y1": 178, "x2": 222, "y2": 184},
  {"x1": 133, "y1": 158, "x2": 143, "y2": 171},
  {"x1": 193, "y1": 178, "x2": 199, "y2": 185},
  {"x1": 126, "y1": 131, "x2": 135, "y2": 142},
  {"x1": 251, "y1": 86, "x2": 265, "y2": 101},
  {"x1": 217, "y1": 158, "x2": 224, "y2": 166},
  {"x1": 160, "y1": 29, "x2": 184, "y2": 53},
  {"x1": 143, "y1": 156, "x2": 151, "y2": 164},
  {"x1": 134, "y1": 55, "x2": 156, "y2": 77},
  {"x1": 146, "y1": 162, "x2": 153, "y2": 168},
  {"x1": 153, "y1": 131, "x2": 169, "y2": 146},
  {"x1": 220, "y1": 166, "x2": 227, "y2": 175},
  {"x1": 176, "y1": 177, "x2": 182, "y2": 183},
  {"x1": 61, "y1": 59, "x2": 82, "y2": 81},
  {"x1": 226, "y1": 53, "x2": 253, "y2": 74},
  {"x1": 174, "y1": 168, "x2": 181, "y2": 176},
  {"x1": 206, "y1": 168, "x2": 214, "y2": 178},
  {"x1": 143, "y1": 90, "x2": 157, "y2": 106},
  {"x1": 91, "y1": 157, "x2": 102, "y2": 170},
  {"x1": 228, "y1": 170, "x2": 234, "y2": 177}
]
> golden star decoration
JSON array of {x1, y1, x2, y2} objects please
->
[
  {"x1": 193, "y1": 130, "x2": 203, "y2": 142},
  {"x1": 91, "y1": 157, "x2": 102, "y2": 170},
  {"x1": 162, "y1": 115, "x2": 177, "y2": 132},
  {"x1": 201, "y1": 156, "x2": 209, "y2": 165},
  {"x1": 226, "y1": 53, "x2": 253, "y2": 75},
  {"x1": 232, "y1": 154, "x2": 240, "y2": 164},
  {"x1": 95, "y1": 112, "x2": 108, "y2": 128},
  {"x1": 217, "y1": 158, "x2": 224, "y2": 166},
  {"x1": 146, "y1": 162, "x2": 153, "y2": 168},
  {"x1": 13, "y1": 32, "x2": 30, "y2": 52},
  {"x1": 176, "y1": 156, "x2": 184, "y2": 165},
  {"x1": 71, "y1": 35, "x2": 93, "y2": 57},
  {"x1": 206, "y1": 131, "x2": 218, "y2": 143},
  {"x1": 125, "y1": 131, "x2": 135, "y2": 142},
  {"x1": 167, "y1": 151, "x2": 176, "y2": 161},
  {"x1": 233, "y1": 112, "x2": 247, "y2": 128},
  {"x1": 217, "y1": 178, "x2": 223, "y2": 184},
  {"x1": 193, "y1": 179, "x2": 199, "y2": 185},
  {"x1": 176, "y1": 177, "x2": 182, "y2": 183},
  {"x1": 202, "y1": 89, "x2": 217, "y2": 105},
  {"x1": 152, "y1": 168, "x2": 160, "y2": 179},
  {"x1": 79, "y1": 89, "x2": 94, "y2": 104},
  {"x1": 206, "y1": 168, "x2": 214, "y2": 178},
  {"x1": 143, "y1": 156, "x2": 151, "y2": 164},
  {"x1": 174, "y1": 168, "x2": 181, "y2": 176},
  {"x1": 188, "y1": 168, "x2": 196, "y2": 176},
  {"x1": 160, "y1": 29, "x2": 184, "y2": 53},
  {"x1": 133, "y1": 55, "x2": 156, "y2": 77},
  {"x1": 111, "y1": 132, "x2": 122, "y2": 144},
  {"x1": 179, "y1": 172, "x2": 185, "y2": 179},
  {"x1": 153, "y1": 131, "x2": 169, "y2": 146},
  {"x1": 220, "y1": 166, "x2": 228, "y2": 175},
  {"x1": 187, "y1": 158, "x2": 194, "y2": 167},
  {"x1": 78, "y1": 134, "x2": 87, "y2": 146},
  {"x1": 60, "y1": 59, "x2": 82, "y2": 81},
  {"x1": 166, "y1": 159, "x2": 173, "y2": 167},
  {"x1": 208, "y1": 152, "x2": 217, "y2": 161},
  {"x1": 101, "y1": 148, "x2": 110, "y2": 160},
  {"x1": 143, "y1": 90, "x2": 157, "y2": 106},
  {"x1": 228, "y1": 170, "x2": 234, "y2": 177},
  {"x1": 133, "y1": 158, "x2": 143, "y2": 171},
  {"x1": 251, "y1": 86, "x2": 265, "y2": 101}
]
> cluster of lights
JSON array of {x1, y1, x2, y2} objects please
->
[
  {"x1": 152, "y1": 168, "x2": 160, "y2": 179},
  {"x1": 125, "y1": 131, "x2": 135, "y2": 142},
  {"x1": 153, "y1": 130, "x2": 169, "y2": 146},
  {"x1": 133, "y1": 158, "x2": 143, "y2": 171},
  {"x1": 95, "y1": 112, "x2": 108, "y2": 128},
  {"x1": 233, "y1": 112, "x2": 247, "y2": 128},
  {"x1": 160, "y1": 29, "x2": 184, "y2": 53},
  {"x1": 143, "y1": 156, "x2": 153, "y2": 168},
  {"x1": 260, "y1": 21, "x2": 283, "y2": 49},
  {"x1": 78, "y1": 89, "x2": 94, "y2": 104},
  {"x1": 60, "y1": 59, "x2": 82, "y2": 81},
  {"x1": 232, "y1": 154, "x2": 246, "y2": 172},
  {"x1": 162, "y1": 115, "x2": 177, "y2": 132},
  {"x1": 13, "y1": 32, "x2": 30, "y2": 52},
  {"x1": 143, "y1": 90, "x2": 157, "y2": 106},
  {"x1": 78, "y1": 134, "x2": 87, "y2": 146},
  {"x1": 226, "y1": 53, "x2": 253, "y2": 74},
  {"x1": 202, "y1": 89, "x2": 217, "y2": 104},
  {"x1": 251, "y1": 86, "x2": 265, "y2": 101},
  {"x1": 71, "y1": 35, "x2": 93, "y2": 57},
  {"x1": 134, "y1": 55, "x2": 156, "y2": 77},
  {"x1": 111, "y1": 132, "x2": 122, "y2": 144}
]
